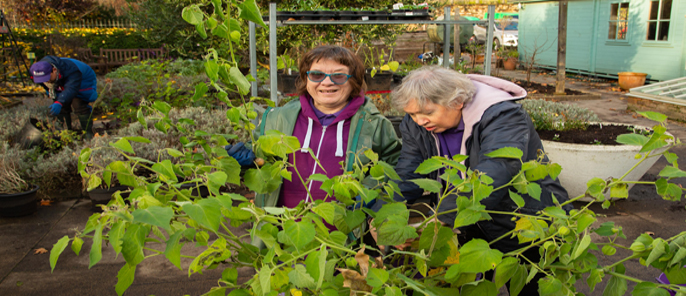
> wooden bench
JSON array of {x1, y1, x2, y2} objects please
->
[
  {"x1": 73, "y1": 48, "x2": 107, "y2": 73},
  {"x1": 99, "y1": 47, "x2": 167, "y2": 73}
]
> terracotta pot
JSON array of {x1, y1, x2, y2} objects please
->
[
  {"x1": 503, "y1": 58, "x2": 517, "y2": 70},
  {"x1": 475, "y1": 54, "x2": 485, "y2": 63},
  {"x1": 617, "y1": 72, "x2": 647, "y2": 90}
]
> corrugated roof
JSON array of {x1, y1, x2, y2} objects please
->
[{"x1": 627, "y1": 77, "x2": 686, "y2": 107}]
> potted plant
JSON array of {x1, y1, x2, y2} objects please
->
[
  {"x1": 503, "y1": 49, "x2": 519, "y2": 70},
  {"x1": 276, "y1": 54, "x2": 299, "y2": 95},
  {"x1": 362, "y1": 47, "x2": 399, "y2": 91},
  {"x1": 521, "y1": 99, "x2": 670, "y2": 200},
  {"x1": 0, "y1": 143, "x2": 39, "y2": 217}
]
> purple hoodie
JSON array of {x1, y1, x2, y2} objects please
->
[{"x1": 278, "y1": 94, "x2": 365, "y2": 208}]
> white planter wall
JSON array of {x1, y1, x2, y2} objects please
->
[{"x1": 541, "y1": 127, "x2": 668, "y2": 201}]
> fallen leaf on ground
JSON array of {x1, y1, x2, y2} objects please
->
[
  {"x1": 616, "y1": 212, "x2": 628, "y2": 216},
  {"x1": 646, "y1": 231, "x2": 655, "y2": 236},
  {"x1": 34, "y1": 248, "x2": 48, "y2": 254},
  {"x1": 40, "y1": 199, "x2": 52, "y2": 206}
]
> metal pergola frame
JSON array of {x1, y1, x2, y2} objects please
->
[{"x1": 247, "y1": 4, "x2": 497, "y2": 103}]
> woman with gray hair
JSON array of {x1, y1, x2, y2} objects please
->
[{"x1": 377, "y1": 66, "x2": 570, "y2": 295}]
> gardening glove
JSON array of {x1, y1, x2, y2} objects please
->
[
  {"x1": 224, "y1": 142, "x2": 255, "y2": 167},
  {"x1": 49, "y1": 101, "x2": 62, "y2": 116}
]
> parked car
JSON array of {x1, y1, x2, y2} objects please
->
[{"x1": 472, "y1": 20, "x2": 519, "y2": 50}]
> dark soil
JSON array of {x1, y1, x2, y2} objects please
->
[
  {"x1": 513, "y1": 79, "x2": 586, "y2": 96},
  {"x1": 537, "y1": 124, "x2": 637, "y2": 145}
]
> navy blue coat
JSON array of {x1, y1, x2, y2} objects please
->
[{"x1": 38, "y1": 56, "x2": 97, "y2": 104}]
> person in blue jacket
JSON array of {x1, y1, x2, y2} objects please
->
[{"x1": 29, "y1": 56, "x2": 98, "y2": 139}]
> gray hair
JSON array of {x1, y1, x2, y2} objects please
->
[{"x1": 391, "y1": 66, "x2": 476, "y2": 111}]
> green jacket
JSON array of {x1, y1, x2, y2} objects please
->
[{"x1": 254, "y1": 97, "x2": 402, "y2": 209}]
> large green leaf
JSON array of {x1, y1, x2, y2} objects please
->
[
  {"x1": 367, "y1": 268, "x2": 389, "y2": 288},
  {"x1": 237, "y1": 0, "x2": 267, "y2": 28},
  {"x1": 587, "y1": 268, "x2": 604, "y2": 292},
  {"x1": 572, "y1": 233, "x2": 592, "y2": 260},
  {"x1": 121, "y1": 224, "x2": 150, "y2": 266},
  {"x1": 152, "y1": 101, "x2": 172, "y2": 116},
  {"x1": 313, "y1": 203, "x2": 336, "y2": 224},
  {"x1": 164, "y1": 231, "x2": 184, "y2": 270},
  {"x1": 377, "y1": 217, "x2": 418, "y2": 246},
  {"x1": 182, "y1": 5, "x2": 204, "y2": 25},
  {"x1": 372, "y1": 202, "x2": 409, "y2": 227},
  {"x1": 415, "y1": 158, "x2": 443, "y2": 174},
  {"x1": 638, "y1": 111, "x2": 668, "y2": 123},
  {"x1": 207, "y1": 171, "x2": 227, "y2": 195},
  {"x1": 616, "y1": 134, "x2": 649, "y2": 146},
  {"x1": 230, "y1": 66, "x2": 251, "y2": 95},
  {"x1": 659, "y1": 166, "x2": 686, "y2": 179},
  {"x1": 109, "y1": 221, "x2": 126, "y2": 256},
  {"x1": 603, "y1": 274, "x2": 628, "y2": 296},
  {"x1": 485, "y1": 147, "x2": 523, "y2": 159},
  {"x1": 50, "y1": 236, "x2": 70, "y2": 272},
  {"x1": 284, "y1": 220, "x2": 315, "y2": 250},
  {"x1": 631, "y1": 282, "x2": 670, "y2": 296},
  {"x1": 454, "y1": 207, "x2": 482, "y2": 228},
  {"x1": 182, "y1": 198, "x2": 223, "y2": 232},
  {"x1": 115, "y1": 264, "x2": 136, "y2": 296},
  {"x1": 539, "y1": 276, "x2": 565, "y2": 296},
  {"x1": 461, "y1": 280, "x2": 498, "y2": 296},
  {"x1": 89, "y1": 223, "x2": 104, "y2": 269},
  {"x1": 457, "y1": 239, "x2": 503, "y2": 273},
  {"x1": 410, "y1": 179, "x2": 442, "y2": 193},
  {"x1": 418, "y1": 222, "x2": 454, "y2": 251},
  {"x1": 288, "y1": 264, "x2": 315, "y2": 289},
  {"x1": 110, "y1": 138, "x2": 134, "y2": 154},
  {"x1": 205, "y1": 59, "x2": 219, "y2": 81},
  {"x1": 494, "y1": 257, "x2": 519, "y2": 288},
  {"x1": 244, "y1": 165, "x2": 281, "y2": 194},
  {"x1": 132, "y1": 206, "x2": 173, "y2": 233}
]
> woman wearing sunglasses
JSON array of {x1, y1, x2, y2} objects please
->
[{"x1": 253, "y1": 45, "x2": 401, "y2": 225}]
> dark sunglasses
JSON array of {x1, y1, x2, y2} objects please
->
[{"x1": 306, "y1": 71, "x2": 352, "y2": 85}]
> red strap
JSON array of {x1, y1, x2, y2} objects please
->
[{"x1": 54, "y1": 101, "x2": 62, "y2": 106}]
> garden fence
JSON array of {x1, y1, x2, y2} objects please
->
[{"x1": 7, "y1": 18, "x2": 136, "y2": 30}]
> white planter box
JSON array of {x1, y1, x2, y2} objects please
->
[{"x1": 541, "y1": 124, "x2": 669, "y2": 201}]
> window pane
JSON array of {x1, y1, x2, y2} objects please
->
[
  {"x1": 609, "y1": 22, "x2": 617, "y2": 39},
  {"x1": 617, "y1": 21, "x2": 627, "y2": 40},
  {"x1": 610, "y1": 3, "x2": 618, "y2": 20},
  {"x1": 619, "y1": 3, "x2": 629, "y2": 21},
  {"x1": 647, "y1": 22, "x2": 657, "y2": 40},
  {"x1": 658, "y1": 21, "x2": 670, "y2": 40},
  {"x1": 661, "y1": 0, "x2": 672, "y2": 20},
  {"x1": 649, "y1": 1, "x2": 659, "y2": 20}
]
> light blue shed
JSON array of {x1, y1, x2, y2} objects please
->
[{"x1": 516, "y1": 0, "x2": 685, "y2": 81}]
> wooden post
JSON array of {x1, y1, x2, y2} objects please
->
[{"x1": 555, "y1": 0, "x2": 568, "y2": 95}]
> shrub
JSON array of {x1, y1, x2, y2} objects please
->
[
  {"x1": 520, "y1": 99, "x2": 599, "y2": 132},
  {"x1": 97, "y1": 59, "x2": 214, "y2": 124},
  {"x1": 0, "y1": 104, "x2": 52, "y2": 143}
]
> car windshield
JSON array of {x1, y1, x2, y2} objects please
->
[{"x1": 495, "y1": 22, "x2": 518, "y2": 30}]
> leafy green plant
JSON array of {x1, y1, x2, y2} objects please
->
[
  {"x1": 521, "y1": 99, "x2": 600, "y2": 132},
  {"x1": 277, "y1": 54, "x2": 298, "y2": 74},
  {"x1": 47, "y1": 1, "x2": 686, "y2": 295},
  {"x1": 363, "y1": 47, "x2": 399, "y2": 77}
]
